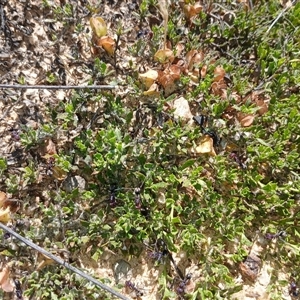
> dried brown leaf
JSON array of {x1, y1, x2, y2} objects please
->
[
  {"x1": 175, "y1": 43, "x2": 184, "y2": 57},
  {"x1": 237, "y1": 0, "x2": 250, "y2": 11},
  {"x1": 157, "y1": 66, "x2": 180, "y2": 96},
  {"x1": 192, "y1": 68, "x2": 200, "y2": 80},
  {"x1": 256, "y1": 98, "x2": 268, "y2": 115},
  {"x1": 90, "y1": 45, "x2": 100, "y2": 56},
  {"x1": 175, "y1": 59, "x2": 187, "y2": 73},
  {"x1": 139, "y1": 70, "x2": 158, "y2": 89},
  {"x1": 192, "y1": 52, "x2": 204, "y2": 66},
  {"x1": 168, "y1": 65, "x2": 181, "y2": 80},
  {"x1": 37, "y1": 253, "x2": 55, "y2": 270},
  {"x1": 214, "y1": 66, "x2": 226, "y2": 82},
  {"x1": 154, "y1": 49, "x2": 174, "y2": 64},
  {"x1": 158, "y1": 73, "x2": 171, "y2": 88},
  {"x1": 184, "y1": 3, "x2": 203, "y2": 20},
  {"x1": 2, "y1": 199, "x2": 19, "y2": 213},
  {"x1": 0, "y1": 267, "x2": 14, "y2": 292},
  {"x1": 187, "y1": 71, "x2": 198, "y2": 84},
  {"x1": 251, "y1": 92, "x2": 269, "y2": 115},
  {"x1": 0, "y1": 207, "x2": 11, "y2": 223},
  {"x1": 191, "y1": 136, "x2": 216, "y2": 156},
  {"x1": 143, "y1": 83, "x2": 160, "y2": 97},
  {"x1": 200, "y1": 65, "x2": 207, "y2": 78},
  {"x1": 90, "y1": 16, "x2": 107, "y2": 38},
  {"x1": 45, "y1": 139, "x2": 57, "y2": 155},
  {"x1": 0, "y1": 192, "x2": 7, "y2": 208},
  {"x1": 222, "y1": 106, "x2": 234, "y2": 118},
  {"x1": 97, "y1": 36, "x2": 115, "y2": 56},
  {"x1": 186, "y1": 50, "x2": 198, "y2": 71},
  {"x1": 211, "y1": 80, "x2": 227, "y2": 97},
  {"x1": 237, "y1": 112, "x2": 255, "y2": 127},
  {"x1": 185, "y1": 50, "x2": 204, "y2": 79}
]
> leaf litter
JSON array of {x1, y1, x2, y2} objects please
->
[{"x1": 0, "y1": 0, "x2": 296, "y2": 299}]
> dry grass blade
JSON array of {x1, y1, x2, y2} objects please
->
[
  {"x1": 158, "y1": 0, "x2": 169, "y2": 50},
  {"x1": 266, "y1": 0, "x2": 297, "y2": 34}
]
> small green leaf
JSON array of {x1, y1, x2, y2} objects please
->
[{"x1": 180, "y1": 159, "x2": 195, "y2": 170}]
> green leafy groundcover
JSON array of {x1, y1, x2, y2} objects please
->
[{"x1": 0, "y1": 0, "x2": 300, "y2": 299}]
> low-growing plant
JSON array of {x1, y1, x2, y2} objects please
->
[{"x1": 1, "y1": 1, "x2": 300, "y2": 300}]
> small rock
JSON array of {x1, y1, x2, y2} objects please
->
[
  {"x1": 173, "y1": 96, "x2": 193, "y2": 122},
  {"x1": 63, "y1": 176, "x2": 86, "y2": 192},
  {"x1": 113, "y1": 259, "x2": 132, "y2": 284},
  {"x1": 239, "y1": 254, "x2": 261, "y2": 282}
]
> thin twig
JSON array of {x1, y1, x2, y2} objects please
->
[
  {"x1": 0, "y1": 222, "x2": 130, "y2": 300},
  {"x1": 266, "y1": 0, "x2": 297, "y2": 35},
  {"x1": 158, "y1": 0, "x2": 168, "y2": 50},
  {"x1": 168, "y1": 252, "x2": 184, "y2": 280},
  {"x1": 0, "y1": 84, "x2": 116, "y2": 90}
]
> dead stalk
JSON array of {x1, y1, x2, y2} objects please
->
[{"x1": 0, "y1": 84, "x2": 116, "y2": 90}]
